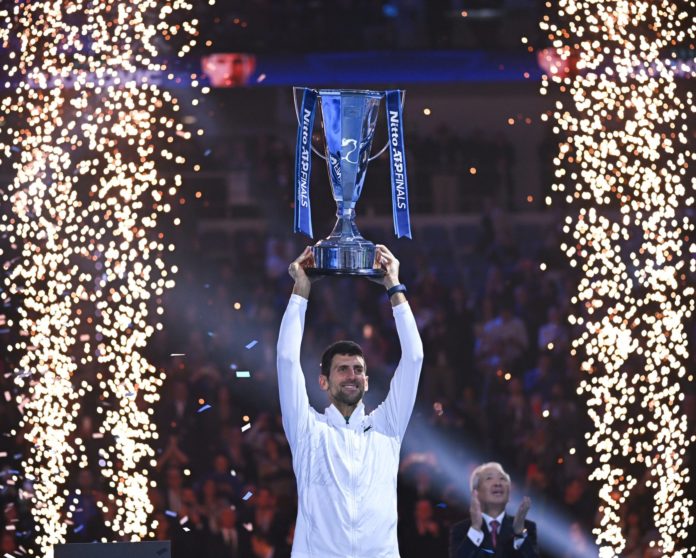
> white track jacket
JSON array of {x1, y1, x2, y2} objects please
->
[{"x1": 277, "y1": 294, "x2": 424, "y2": 558}]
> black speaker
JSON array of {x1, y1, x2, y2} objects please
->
[{"x1": 54, "y1": 541, "x2": 171, "y2": 558}]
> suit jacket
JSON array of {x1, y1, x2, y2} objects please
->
[
  {"x1": 449, "y1": 514, "x2": 539, "y2": 558},
  {"x1": 205, "y1": 528, "x2": 251, "y2": 558}
]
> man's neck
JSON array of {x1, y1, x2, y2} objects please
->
[
  {"x1": 331, "y1": 400, "x2": 361, "y2": 421},
  {"x1": 481, "y1": 505, "x2": 505, "y2": 519}
]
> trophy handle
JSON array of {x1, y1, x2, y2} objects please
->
[
  {"x1": 368, "y1": 90, "x2": 406, "y2": 162},
  {"x1": 293, "y1": 86, "x2": 327, "y2": 161}
]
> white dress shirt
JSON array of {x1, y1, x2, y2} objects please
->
[
  {"x1": 467, "y1": 510, "x2": 527, "y2": 550},
  {"x1": 277, "y1": 295, "x2": 424, "y2": 558}
]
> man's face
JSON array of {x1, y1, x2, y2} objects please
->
[
  {"x1": 476, "y1": 466, "x2": 510, "y2": 509},
  {"x1": 320, "y1": 354, "x2": 368, "y2": 407}
]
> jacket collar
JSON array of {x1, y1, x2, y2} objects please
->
[{"x1": 325, "y1": 402, "x2": 366, "y2": 430}]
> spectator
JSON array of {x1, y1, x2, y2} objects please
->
[{"x1": 449, "y1": 462, "x2": 539, "y2": 558}]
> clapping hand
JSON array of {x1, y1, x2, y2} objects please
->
[
  {"x1": 512, "y1": 496, "x2": 531, "y2": 535},
  {"x1": 470, "y1": 489, "x2": 483, "y2": 532}
]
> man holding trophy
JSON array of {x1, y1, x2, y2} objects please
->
[{"x1": 276, "y1": 88, "x2": 423, "y2": 557}]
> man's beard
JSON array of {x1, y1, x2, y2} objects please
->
[{"x1": 331, "y1": 383, "x2": 364, "y2": 406}]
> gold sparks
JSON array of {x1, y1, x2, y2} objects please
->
[
  {"x1": 542, "y1": 0, "x2": 694, "y2": 556},
  {"x1": 0, "y1": 0, "x2": 198, "y2": 553}
]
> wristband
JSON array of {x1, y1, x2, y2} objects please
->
[{"x1": 386, "y1": 283, "x2": 407, "y2": 298}]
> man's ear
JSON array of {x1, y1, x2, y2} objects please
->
[{"x1": 318, "y1": 374, "x2": 329, "y2": 391}]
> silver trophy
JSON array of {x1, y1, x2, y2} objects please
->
[{"x1": 293, "y1": 88, "x2": 411, "y2": 277}]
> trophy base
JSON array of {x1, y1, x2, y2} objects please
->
[
  {"x1": 309, "y1": 240, "x2": 385, "y2": 278},
  {"x1": 305, "y1": 267, "x2": 386, "y2": 278}
]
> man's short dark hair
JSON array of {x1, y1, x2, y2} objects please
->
[{"x1": 320, "y1": 340, "x2": 364, "y2": 377}]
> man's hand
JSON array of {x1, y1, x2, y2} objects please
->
[
  {"x1": 512, "y1": 496, "x2": 531, "y2": 535},
  {"x1": 289, "y1": 247, "x2": 321, "y2": 299},
  {"x1": 370, "y1": 244, "x2": 400, "y2": 289},
  {"x1": 470, "y1": 489, "x2": 483, "y2": 532}
]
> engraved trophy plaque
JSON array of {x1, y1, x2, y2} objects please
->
[{"x1": 293, "y1": 88, "x2": 412, "y2": 277}]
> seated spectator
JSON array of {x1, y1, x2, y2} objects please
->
[
  {"x1": 537, "y1": 306, "x2": 568, "y2": 354},
  {"x1": 476, "y1": 299, "x2": 529, "y2": 372},
  {"x1": 400, "y1": 498, "x2": 448, "y2": 558}
]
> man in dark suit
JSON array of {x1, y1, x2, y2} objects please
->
[{"x1": 449, "y1": 462, "x2": 539, "y2": 558}]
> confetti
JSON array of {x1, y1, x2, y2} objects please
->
[
  {"x1": 245, "y1": 340, "x2": 258, "y2": 350},
  {"x1": 241, "y1": 423, "x2": 251, "y2": 433},
  {"x1": 165, "y1": 510, "x2": 177, "y2": 518},
  {"x1": 235, "y1": 371, "x2": 251, "y2": 379},
  {"x1": 197, "y1": 404, "x2": 212, "y2": 413},
  {"x1": 170, "y1": 353, "x2": 186, "y2": 357},
  {"x1": 179, "y1": 516, "x2": 189, "y2": 525},
  {"x1": 242, "y1": 491, "x2": 253, "y2": 501},
  {"x1": 74, "y1": 525, "x2": 84, "y2": 533}
]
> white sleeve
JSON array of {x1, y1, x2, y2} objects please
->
[
  {"x1": 467, "y1": 526, "x2": 484, "y2": 546},
  {"x1": 370, "y1": 301, "x2": 424, "y2": 439},
  {"x1": 276, "y1": 294, "x2": 311, "y2": 450},
  {"x1": 513, "y1": 530, "x2": 528, "y2": 550}
]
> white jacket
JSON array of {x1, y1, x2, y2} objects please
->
[{"x1": 277, "y1": 295, "x2": 424, "y2": 558}]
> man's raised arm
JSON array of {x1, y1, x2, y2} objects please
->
[
  {"x1": 276, "y1": 247, "x2": 317, "y2": 449},
  {"x1": 370, "y1": 245, "x2": 424, "y2": 439}
]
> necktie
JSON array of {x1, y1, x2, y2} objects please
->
[{"x1": 490, "y1": 519, "x2": 500, "y2": 548}]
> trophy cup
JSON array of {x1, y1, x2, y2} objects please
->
[{"x1": 293, "y1": 88, "x2": 412, "y2": 277}]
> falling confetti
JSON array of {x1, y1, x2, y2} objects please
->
[
  {"x1": 197, "y1": 404, "x2": 212, "y2": 413},
  {"x1": 245, "y1": 340, "x2": 258, "y2": 350},
  {"x1": 235, "y1": 371, "x2": 251, "y2": 378}
]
